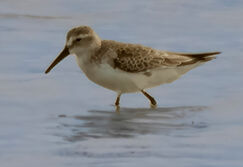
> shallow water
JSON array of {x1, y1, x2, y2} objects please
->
[{"x1": 1, "y1": 0, "x2": 243, "y2": 167}]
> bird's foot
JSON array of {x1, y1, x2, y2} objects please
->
[
  {"x1": 150, "y1": 103, "x2": 157, "y2": 109},
  {"x1": 115, "y1": 105, "x2": 120, "y2": 113}
]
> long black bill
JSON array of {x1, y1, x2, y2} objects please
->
[{"x1": 45, "y1": 46, "x2": 69, "y2": 74}]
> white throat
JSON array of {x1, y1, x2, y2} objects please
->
[{"x1": 75, "y1": 49, "x2": 93, "y2": 68}]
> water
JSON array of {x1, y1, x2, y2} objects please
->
[{"x1": 1, "y1": 0, "x2": 243, "y2": 166}]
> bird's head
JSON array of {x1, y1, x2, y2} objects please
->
[{"x1": 45, "y1": 26, "x2": 101, "y2": 74}]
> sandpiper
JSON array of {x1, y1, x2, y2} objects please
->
[{"x1": 45, "y1": 26, "x2": 220, "y2": 108}]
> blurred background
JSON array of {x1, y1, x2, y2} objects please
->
[{"x1": 0, "y1": 0, "x2": 243, "y2": 167}]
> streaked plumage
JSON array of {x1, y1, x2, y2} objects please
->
[
  {"x1": 45, "y1": 26, "x2": 220, "y2": 108},
  {"x1": 92, "y1": 40, "x2": 219, "y2": 72}
]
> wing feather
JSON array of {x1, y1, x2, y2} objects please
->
[{"x1": 100, "y1": 40, "x2": 220, "y2": 73}]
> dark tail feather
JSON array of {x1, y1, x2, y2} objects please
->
[
  {"x1": 180, "y1": 51, "x2": 221, "y2": 61},
  {"x1": 177, "y1": 52, "x2": 221, "y2": 66},
  {"x1": 179, "y1": 51, "x2": 221, "y2": 58}
]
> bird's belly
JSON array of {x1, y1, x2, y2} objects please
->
[{"x1": 79, "y1": 62, "x2": 184, "y2": 93}]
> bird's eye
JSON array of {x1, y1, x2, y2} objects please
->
[{"x1": 76, "y1": 38, "x2": 82, "y2": 42}]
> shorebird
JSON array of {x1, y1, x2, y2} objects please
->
[{"x1": 45, "y1": 26, "x2": 220, "y2": 108}]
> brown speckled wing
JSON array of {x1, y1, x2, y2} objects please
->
[
  {"x1": 112, "y1": 44, "x2": 190, "y2": 72},
  {"x1": 101, "y1": 40, "x2": 218, "y2": 73}
]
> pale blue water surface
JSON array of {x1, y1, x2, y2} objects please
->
[{"x1": 0, "y1": 0, "x2": 243, "y2": 167}]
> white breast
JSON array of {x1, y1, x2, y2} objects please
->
[{"x1": 76, "y1": 55, "x2": 139, "y2": 93}]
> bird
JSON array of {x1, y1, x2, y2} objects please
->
[{"x1": 45, "y1": 25, "x2": 220, "y2": 108}]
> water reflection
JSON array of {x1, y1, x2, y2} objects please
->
[{"x1": 58, "y1": 106, "x2": 208, "y2": 142}]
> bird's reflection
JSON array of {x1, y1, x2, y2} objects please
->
[{"x1": 58, "y1": 106, "x2": 208, "y2": 142}]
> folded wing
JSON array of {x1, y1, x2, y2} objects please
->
[{"x1": 113, "y1": 45, "x2": 220, "y2": 72}]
